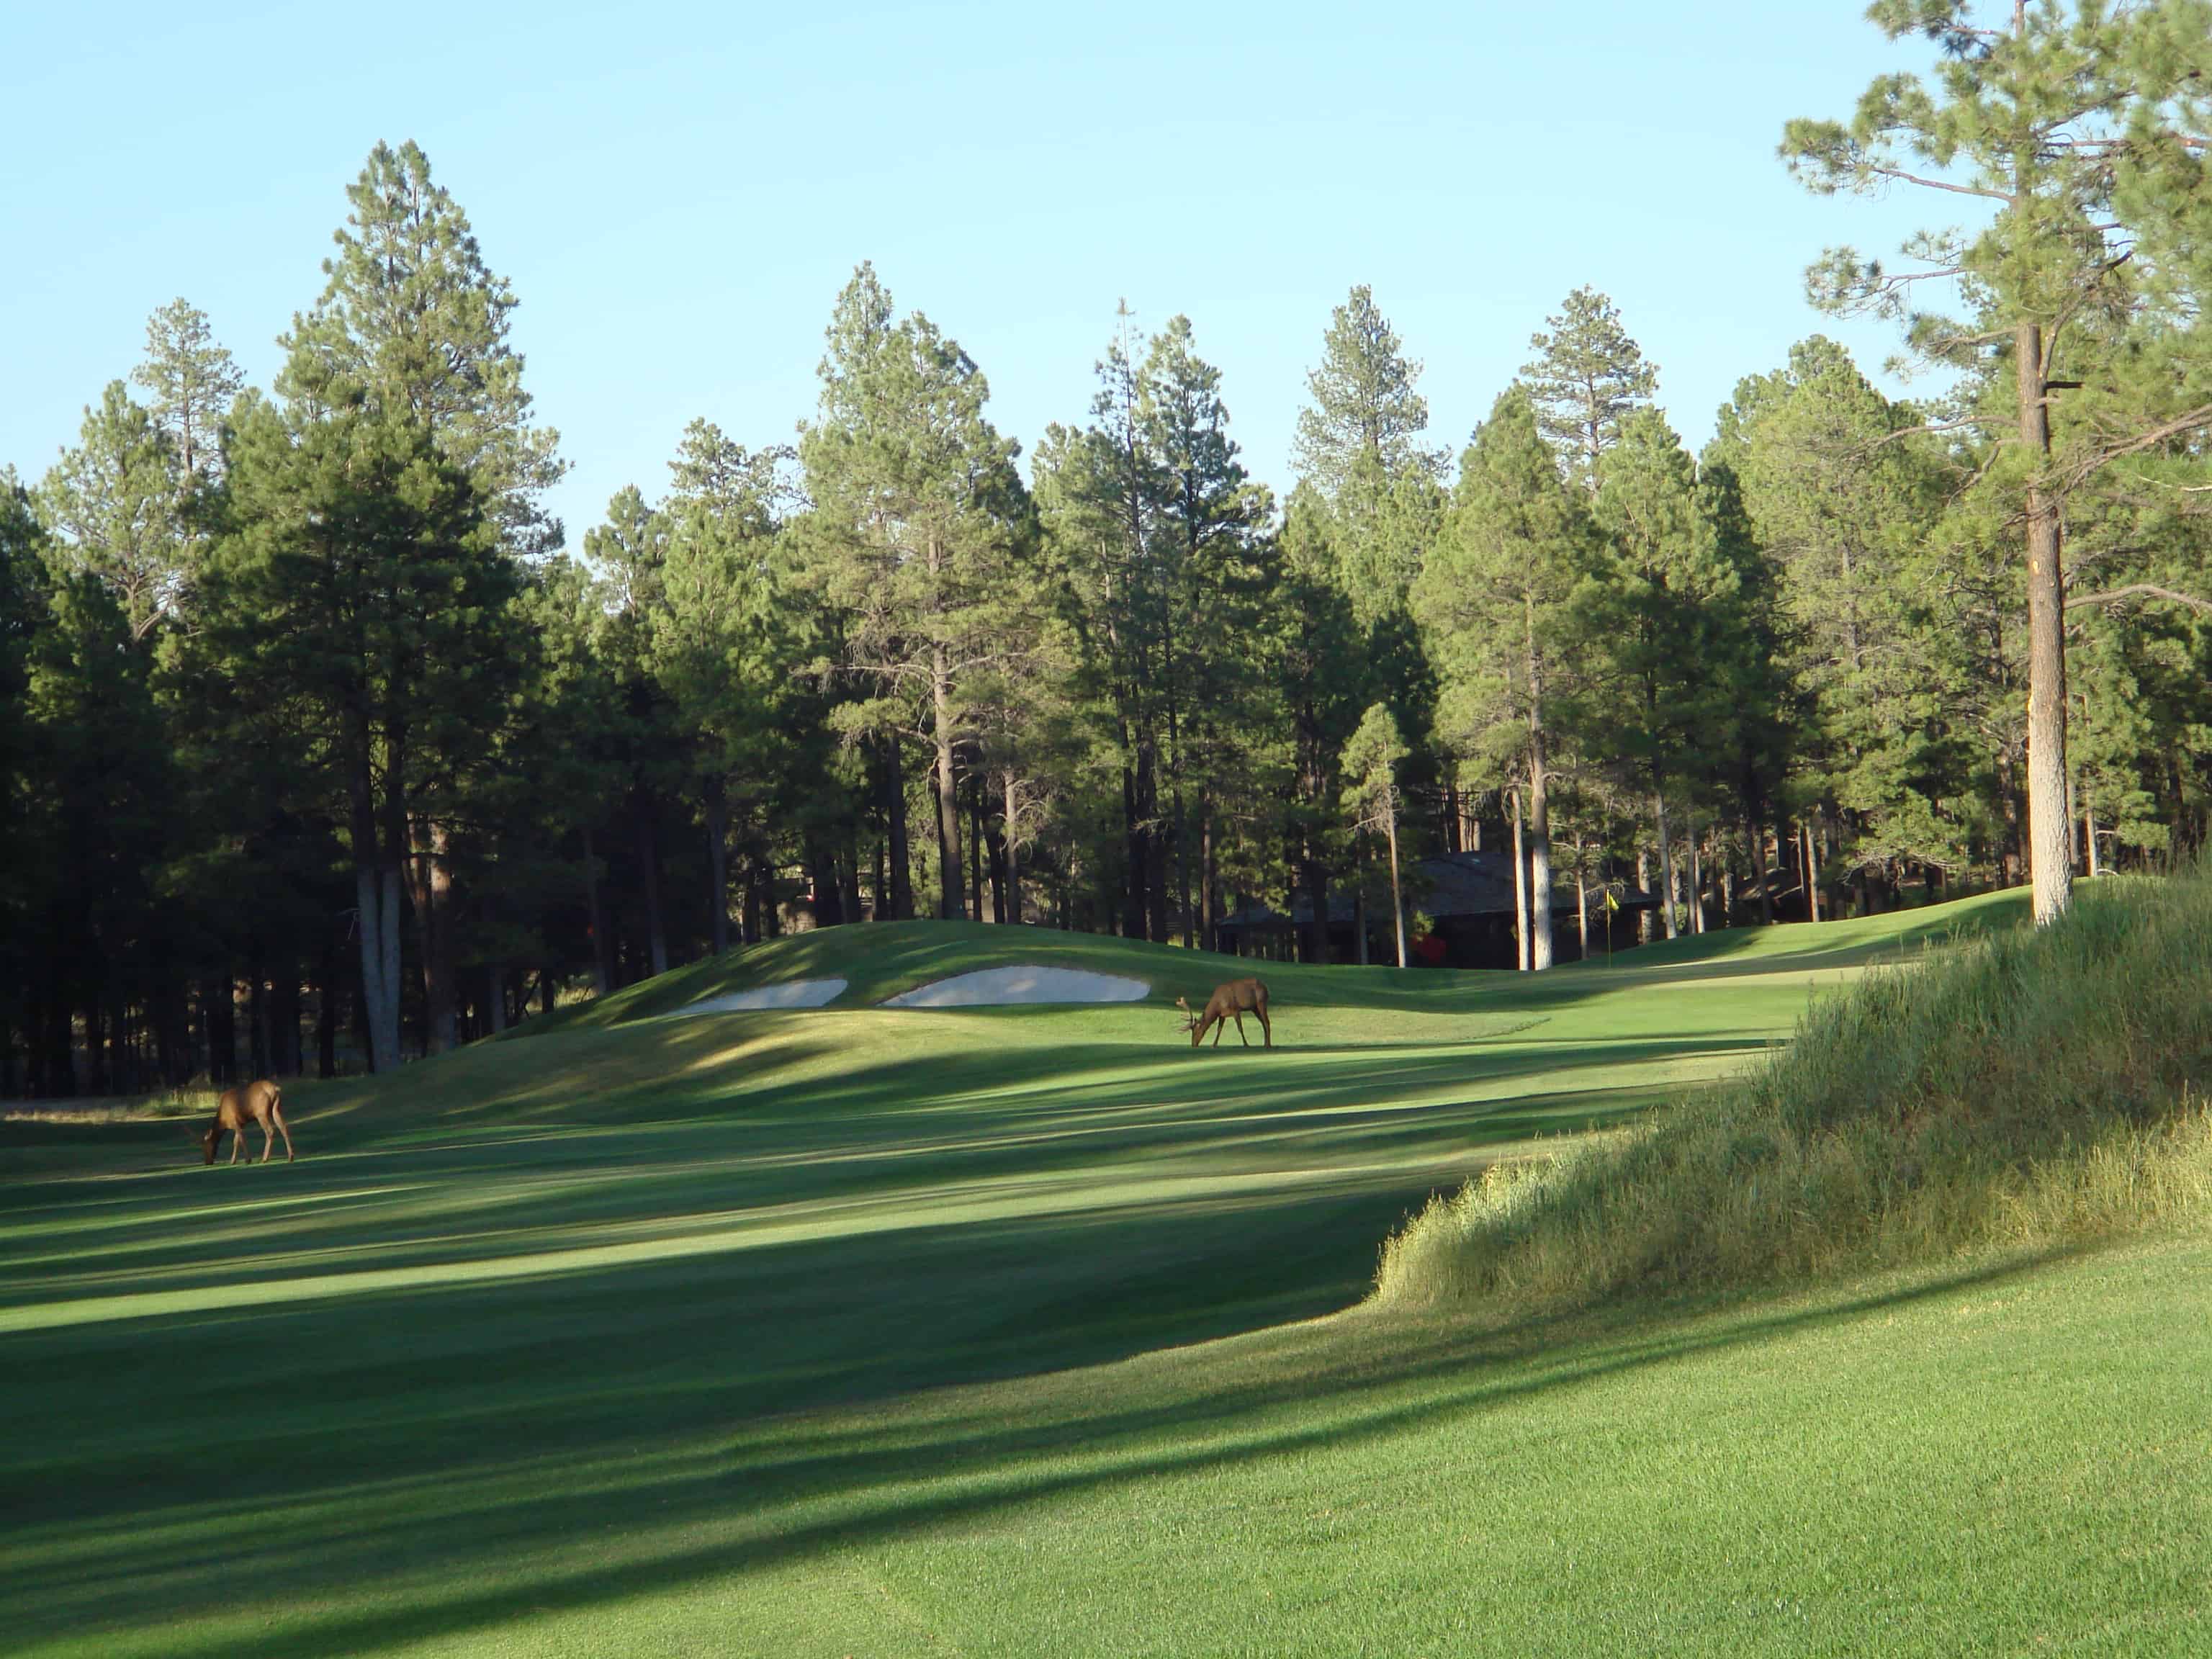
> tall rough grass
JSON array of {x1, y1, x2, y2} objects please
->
[{"x1": 1375, "y1": 869, "x2": 2212, "y2": 1313}]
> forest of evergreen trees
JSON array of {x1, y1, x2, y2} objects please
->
[{"x1": 8, "y1": 6, "x2": 2212, "y2": 1092}]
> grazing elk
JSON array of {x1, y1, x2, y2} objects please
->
[
  {"x1": 1176, "y1": 979, "x2": 1272, "y2": 1049},
  {"x1": 202, "y1": 1078, "x2": 296, "y2": 1165}
]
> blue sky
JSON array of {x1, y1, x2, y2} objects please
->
[{"x1": 4, "y1": 1, "x2": 1955, "y2": 546}]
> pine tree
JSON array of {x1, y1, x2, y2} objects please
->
[
  {"x1": 207, "y1": 395, "x2": 514, "y2": 1071},
  {"x1": 1719, "y1": 341, "x2": 1963, "y2": 889},
  {"x1": 1521, "y1": 287, "x2": 1658, "y2": 494},
  {"x1": 1413, "y1": 387, "x2": 1601, "y2": 969},
  {"x1": 1589, "y1": 410, "x2": 1741, "y2": 940},
  {"x1": 1784, "y1": 0, "x2": 2212, "y2": 924},
  {"x1": 279, "y1": 140, "x2": 565, "y2": 556},
  {"x1": 36, "y1": 382, "x2": 185, "y2": 644},
  {"x1": 132, "y1": 299, "x2": 244, "y2": 487},
  {"x1": 1292, "y1": 284, "x2": 1443, "y2": 499},
  {"x1": 1340, "y1": 702, "x2": 1410, "y2": 966},
  {"x1": 798, "y1": 264, "x2": 1032, "y2": 924},
  {"x1": 1138, "y1": 315, "x2": 1279, "y2": 948}
]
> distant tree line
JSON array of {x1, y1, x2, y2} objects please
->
[{"x1": 6, "y1": 4, "x2": 2212, "y2": 1091}]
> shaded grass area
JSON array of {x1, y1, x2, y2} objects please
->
[
  {"x1": 19, "y1": 889, "x2": 2185, "y2": 1656},
  {"x1": 1380, "y1": 870, "x2": 2212, "y2": 1313},
  {"x1": 8, "y1": 1238, "x2": 2207, "y2": 1658}
]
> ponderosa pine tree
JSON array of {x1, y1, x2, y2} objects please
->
[
  {"x1": 1521, "y1": 287, "x2": 1658, "y2": 495},
  {"x1": 0, "y1": 477, "x2": 49, "y2": 1092},
  {"x1": 1043, "y1": 307, "x2": 1177, "y2": 940},
  {"x1": 1590, "y1": 410, "x2": 1742, "y2": 939},
  {"x1": 1716, "y1": 341, "x2": 1964, "y2": 889},
  {"x1": 1138, "y1": 315, "x2": 1280, "y2": 948},
  {"x1": 278, "y1": 139, "x2": 565, "y2": 557},
  {"x1": 799, "y1": 264, "x2": 1032, "y2": 924},
  {"x1": 1340, "y1": 702, "x2": 1410, "y2": 966},
  {"x1": 1413, "y1": 387, "x2": 1601, "y2": 970},
  {"x1": 1293, "y1": 284, "x2": 1444, "y2": 500},
  {"x1": 653, "y1": 424, "x2": 806, "y2": 953},
  {"x1": 272, "y1": 140, "x2": 559, "y2": 1044},
  {"x1": 1784, "y1": 0, "x2": 2212, "y2": 924},
  {"x1": 208, "y1": 395, "x2": 513, "y2": 1071},
  {"x1": 132, "y1": 300, "x2": 243, "y2": 489},
  {"x1": 36, "y1": 383, "x2": 185, "y2": 644}
]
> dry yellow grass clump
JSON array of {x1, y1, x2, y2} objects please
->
[{"x1": 1377, "y1": 868, "x2": 2212, "y2": 1313}]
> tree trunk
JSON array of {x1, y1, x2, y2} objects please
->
[
  {"x1": 2018, "y1": 320, "x2": 2073, "y2": 926},
  {"x1": 637, "y1": 796, "x2": 669, "y2": 978},
  {"x1": 1526, "y1": 608, "x2": 1555, "y2": 971},
  {"x1": 1654, "y1": 789, "x2": 1679, "y2": 940},
  {"x1": 967, "y1": 774, "x2": 985, "y2": 922},
  {"x1": 707, "y1": 785, "x2": 730, "y2": 955},
  {"x1": 999, "y1": 770, "x2": 1022, "y2": 926},
  {"x1": 884, "y1": 736, "x2": 914, "y2": 921},
  {"x1": 1688, "y1": 819, "x2": 1706, "y2": 935},
  {"x1": 932, "y1": 648, "x2": 963, "y2": 923},
  {"x1": 582, "y1": 825, "x2": 613, "y2": 995},
  {"x1": 1801, "y1": 819, "x2": 1822, "y2": 924},
  {"x1": 1200, "y1": 801, "x2": 1217, "y2": 952},
  {"x1": 407, "y1": 816, "x2": 458, "y2": 1055},
  {"x1": 1636, "y1": 849, "x2": 1653, "y2": 945},
  {"x1": 1141, "y1": 735, "x2": 1168, "y2": 943},
  {"x1": 354, "y1": 863, "x2": 403, "y2": 1072},
  {"x1": 2085, "y1": 804, "x2": 2101, "y2": 879},
  {"x1": 1575, "y1": 842, "x2": 1590, "y2": 963},
  {"x1": 1385, "y1": 801, "x2": 1407, "y2": 968},
  {"x1": 487, "y1": 963, "x2": 508, "y2": 1035},
  {"x1": 1354, "y1": 888, "x2": 1370, "y2": 965},
  {"x1": 1752, "y1": 817, "x2": 1775, "y2": 927},
  {"x1": 347, "y1": 711, "x2": 405, "y2": 1072},
  {"x1": 1511, "y1": 787, "x2": 1529, "y2": 972}
]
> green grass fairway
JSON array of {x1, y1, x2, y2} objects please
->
[{"x1": 15, "y1": 890, "x2": 2195, "y2": 1657}]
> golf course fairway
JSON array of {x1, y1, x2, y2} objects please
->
[{"x1": 4, "y1": 896, "x2": 2205, "y2": 1656}]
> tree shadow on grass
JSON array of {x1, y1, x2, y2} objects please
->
[{"x1": 0, "y1": 1241, "x2": 2087, "y2": 1659}]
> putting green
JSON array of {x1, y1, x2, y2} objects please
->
[{"x1": 16, "y1": 892, "x2": 2186, "y2": 1658}]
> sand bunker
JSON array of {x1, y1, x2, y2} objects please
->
[
  {"x1": 881, "y1": 966, "x2": 1150, "y2": 1008},
  {"x1": 673, "y1": 979, "x2": 848, "y2": 1015}
]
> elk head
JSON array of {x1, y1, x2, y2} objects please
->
[{"x1": 200, "y1": 1122, "x2": 222, "y2": 1165}]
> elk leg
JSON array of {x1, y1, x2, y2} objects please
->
[
  {"x1": 260, "y1": 1119, "x2": 277, "y2": 1162},
  {"x1": 1258, "y1": 1007, "x2": 1272, "y2": 1048},
  {"x1": 1233, "y1": 1012, "x2": 1249, "y2": 1047},
  {"x1": 228, "y1": 1129, "x2": 243, "y2": 1165},
  {"x1": 1211, "y1": 1017, "x2": 1223, "y2": 1048},
  {"x1": 273, "y1": 1105, "x2": 296, "y2": 1161}
]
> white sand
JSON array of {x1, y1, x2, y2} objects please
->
[
  {"x1": 881, "y1": 966, "x2": 1150, "y2": 1008},
  {"x1": 671, "y1": 978, "x2": 848, "y2": 1015}
]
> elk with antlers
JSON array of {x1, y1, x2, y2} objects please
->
[
  {"x1": 201, "y1": 1078, "x2": 296, "y2": 1165},
  {"x1": 1175, "y1": 979, "x2": 1272, "y2": 1049}
]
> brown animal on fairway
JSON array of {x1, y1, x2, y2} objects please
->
[
  {"x1": 1176, "y1": 979, "x2": 1272, "y2": 1049},
  {"x1": 202, "y1": 1079, "x2": 296, "y2": 1165}
]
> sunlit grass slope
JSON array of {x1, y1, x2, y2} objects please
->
[
  {"x1": 512, "y1": 891, "x2": 2030, "y2": 1030},
  {"x1": 1380, "y1": 871, "x2": 2212, "y2": 1313},
  {"x1": 22, "y1": 888, "x2": 2188, "y2": 1658}
]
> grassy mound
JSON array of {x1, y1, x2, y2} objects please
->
[
  {"x1": 504, "y1": 918, "x2": 1469, "y2": 1034},
  {"x1": 1377, "y1": 869, "x2": 2212, "y2": 1313}
]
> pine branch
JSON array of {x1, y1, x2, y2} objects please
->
[
  {"x1": 2064, "y1": 583, "x2": 2212, "y2": 615},
  {"x1": 1864, "y1": 163, "x2": 2015, "y2": 202},
  {"x1": 2060, "y1": 403, "x2": 2212, "y2": 488}
]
